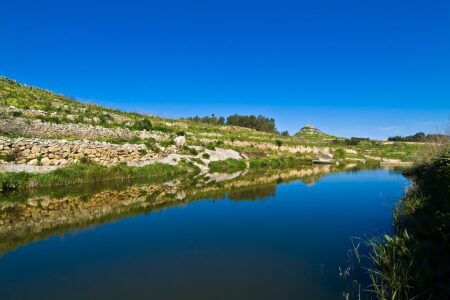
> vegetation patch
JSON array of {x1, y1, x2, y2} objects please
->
[
  {"x1": 367, "y1": 148, "x2": 450, "y2": 299},
  {"x1": 208, "y1": 158, "x2": 246, "y2": 173},
  {"x1": 0, "y1": 160, "x2": 196, "y2": 192},
  {"x1": 249, "y1": 156, "x2": 310, "y2": 170}
]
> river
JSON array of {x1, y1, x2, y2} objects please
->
[{"x1": 0, "y1": 166, "x2": 409, "y2": 299}]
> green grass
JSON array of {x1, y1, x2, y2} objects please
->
[
  {"x1": 0, "y1": 160, "x2": 197, "y2": 192},
  {"x1": 0, "y1": 76, "x2": 424, "y2": 164},
  {"x1": 249, "y1": 156, "x2": 310, "y2": 169},
  {"x1": 367, "y1": 148, "x2": 450, "y2": 299},
  {"x1": 208, "y1": 158, "x2": 246, "y2": 173}
]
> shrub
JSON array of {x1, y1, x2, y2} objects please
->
[
  {"x1": 11, "y1": 111, "x2": 22, "y2": 117},
  {"x1": 160, "y1": 139, "x2": 175, "y2": 147},
  {"x1": 180, "y1": 146, "x2": 198, "y2": 156},
  {"x1": 98, "y1": 113, "x2": 113, "y2": 124},
  {"x1": 0, "y1": 149, "x2": 19, "y2": 162},
  {"x1": 36, "y1": 115, "x2": 62, "y2": 124},
  {"x1": 143, "y1": 138, "x2": 160, "y2": 153},
  {"x1": 131, "y1": 118, "x2": 152, "y2": 131},
  {"x1": 205, "y1": 143, "x2": 216, "y2": 150}
]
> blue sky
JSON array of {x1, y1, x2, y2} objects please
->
[{"x1": 1, "y1": 0, "x2": 449, "y2": 139}]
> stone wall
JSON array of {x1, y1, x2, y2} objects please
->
[
  {"x1": 0, "y1": 137, "x2": 159, "y2": 166},
  {"x1": 0, "y1": 116, "x2": 168, "y2": 141},
  {"x1": 220, "y1": 139, "x2": 333, "y2": 156}
]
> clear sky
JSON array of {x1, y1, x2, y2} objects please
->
[{"x1": 1, "y1": 0, "x2": 449, "y2": 139}]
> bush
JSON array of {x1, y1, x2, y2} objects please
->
[
  {"x1": 205, "y1": 143, "x2": 216, "y2": 150},
  {"x1": 131, "y1": 118, "x2": 152, "y2": 131},
  {"x1": 143, "y1": 139, "x2": 160, "y2": 153},
  {"x1": 181, "y1": 146, "x2": 198, "y2": 156},
  {"x1": 0, "y1": 172, "x2": 31, "y2": 192},
  {"x1": 160, "y1": 139, "x2": 175, "y2": 147},
  {"x1": 11, "y1": 111, "x2": 22, "y2": 117},
  {"x1": 0, "y1": 149, "x2": 19, "y2": 162}
]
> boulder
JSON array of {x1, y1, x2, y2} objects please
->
[
  {"x1": 27, "y1": 159, "x2": 38, "y2": 165},
  {"x1": 174, "y1": 136, "x2": 186, "y2": 147},
  {"x1": 41, "y1": 157, "x2": 51, "y2": 166}
]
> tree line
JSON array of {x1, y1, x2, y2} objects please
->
[
  {"x1": 185, "y1": 114, "x2": 278, "y2": 133},
  {"x1": 388, "y1": 132, "x2": 449, "y2": 142}
]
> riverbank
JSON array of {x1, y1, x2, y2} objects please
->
[
  {"x1": 368, "y1": 149, "x2": 449, "y2": 299},
  {"x1": 0, "y1": 155, "x2": 330, "y2": 192},
  {"x1": 0, "y1": 160, "x2": 197, "y2": 192}
]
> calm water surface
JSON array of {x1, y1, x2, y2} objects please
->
[{"x1": 0, "y1": 169, "x2": 408, "y2": 300}]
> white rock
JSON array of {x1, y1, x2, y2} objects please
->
[
  {"x1": 174, "y1": 136, "x2": 186, "y2": 147},
  {"x1": 41, "y1": 157, "x2": 51, "y2": 166},
  {"x1": 27, "y1": 159, "x2": 38, "y2": 165}
]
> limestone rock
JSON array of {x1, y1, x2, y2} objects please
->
[{"x1": 174, "y1": 136, "x2": 186, "y2": 147}]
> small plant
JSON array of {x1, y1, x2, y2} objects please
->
[
  {"x1": 11, "y1": 111, "x2": 22, "y2": 117},
  {"x1": 160, "y1": 139, "x2": 176, "y2": 147},
  {"x1": 190, "y1": 157, "x2": 205, "y2": 165},
  {"x1": 275, "y1": 140, "x2": 283, "y2": 147},
  {"x1": 205, "y1": 143, "x2": 216, "y2": 150},
  {"x1": 1, "y1": 149, "x2": 20, "y2": 162},
  {"x1": 176, "y1": 130, "x2": 186, "y2": 136},
  {"x1": 78, "y1": 157, "x2": 92, "y2": 164},
  {"x1": 139, "y1": 149, "x2": 148, "y2": 156},
  {"x1": 152, "y1": 125, "x2": 173, "y2": 133},
  {"x1": 144, "y1": 138, "x2": 160, "y2": 153},
  {"x1": 131, "y1": 118, "x2": 152, "y2": 131},
  {"x1": 98, "y1": 113, "x2": 113, "y2": 124},
  {"x1": 202, "y1": 153, "x2": 210, "y2": 159},
  {"x1": 180, "y1": 146, "x2": 198, "y2": 156},
  {"x1": 36, "y1": 115, "x2": 62, "y2": 124}
]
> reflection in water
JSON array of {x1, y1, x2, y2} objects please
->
[
  {"x1": 0, "y1": 165, "x2": 334, "y2": 254},
  {"x1": 228, "y1": 184, "x2": 276, "y2": 201},
  {"x1": 0, "y1": 164, "x2": 408, "y2": 300}
]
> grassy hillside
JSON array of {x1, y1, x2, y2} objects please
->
[{"x1": 0, "y1": 76, "x2": 425, "y2": 162}]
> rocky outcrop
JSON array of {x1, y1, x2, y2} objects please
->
[
  {"x1": 0, "y1": 137, "x2": 160, "y2": 166},
  {"x1": 296, "y1": 124, "x2": 324, "y2": 135}
]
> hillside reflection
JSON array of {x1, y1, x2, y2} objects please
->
[{"x1": 0, "y1": 164, "x2": 367, "y2": 255}]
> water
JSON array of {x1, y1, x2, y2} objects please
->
[{"x1": 0, "y1": 167, "x2": 408, "y2": 299}]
